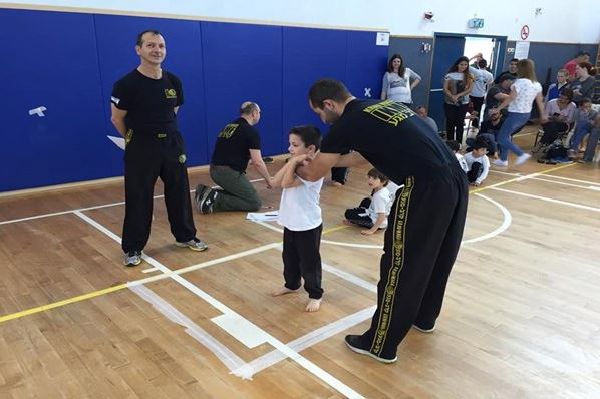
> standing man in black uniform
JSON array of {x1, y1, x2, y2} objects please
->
[
  {"x1": 110, "y1": 30, "x2": 208, "y2": 267},
  {"x1": 298, "y1": 79, "x2": 469, "y2": 363}
]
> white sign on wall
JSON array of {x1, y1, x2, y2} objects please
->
[
  {"x1": 514, "y1": 41, "x2": 530, "y2": 60},
  {"x1": 376, "y1": 32, "x2": 389, "y2": 46}
]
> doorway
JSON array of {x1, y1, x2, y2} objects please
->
[{"x1": 427, "y1": 33, "x2": 507, "y2": 135}]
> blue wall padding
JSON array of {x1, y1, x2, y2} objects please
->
[
  {"x1": 1, "y1": 9, "x2": 106, "y2": 191},
  {"x1": 201, "y1": 22, "x2": 283, "y2": 157},
  {"x1": 0, "y1": 7, "x2": 388, "y2": 191}
]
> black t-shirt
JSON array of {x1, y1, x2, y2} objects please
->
[
  {"x1": 320, "y1": 99, "x2": 456, "y2": 183},
  {"x1": 485, "y1": 85, "x2": 504, "y2": 110},
  {"x1": 211, "y1": 118, "x2": 261, "y2": 172},
  {"x1": 111, "y1": 69, "x2": 183, "y2": 134}
]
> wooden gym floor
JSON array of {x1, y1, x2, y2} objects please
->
[{"x1": 0, "y1": 129, "x2": 599, "y2": 398}]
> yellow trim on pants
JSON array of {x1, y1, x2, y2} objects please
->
[{"x1": 371, "y1": 176, "x2": 414, "y2": 355}]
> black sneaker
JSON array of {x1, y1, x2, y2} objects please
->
[
  {"x1": 262, "y1": 156, "x2": 274, "y2": 163},
  {"x1": 123, "y1": 251, "x2": 142, "y2": 267},
  {"x1": 344, "y1": 335, "x2": 397, "y2": 364},
  {"x1": 199, "y1": 189, "x2": 218, "y2": 214},
  {"x1": 195, "y1": 184, "x2": 212, "y2": 213}
]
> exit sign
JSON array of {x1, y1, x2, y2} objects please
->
[{"x1": 468, "y1": 18, "x2": 484, "y2": 29}]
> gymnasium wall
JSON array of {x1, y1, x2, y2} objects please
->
[
  {"x1": 2, "y1": 0, "x2": 600, "y2": 43},
  {"x1": 0, "y1": 7, "x2": 387, "y2": 191},
  {"x1": 386, "y1": 37, "x2": 598, "y2": 114}
]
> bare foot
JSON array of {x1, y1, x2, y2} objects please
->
[
  {"x1": 272, "y1": 286, "x2": 300, "y2": 297},
  {"x1": 331, "y1": 181, "x2": 343, "y2": 187},
  {"x1": 305, "y1": 298, "x2": 322, "y2": 312}
]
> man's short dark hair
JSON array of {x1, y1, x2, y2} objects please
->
[
  {"x1": 478, "y1": 59, "x2": 488, "y2": 68},
  {"x1": 510, "y1": 58, "x2": 519, "y2": 63},
  {"x1": 136, "y1": 30, "x2": 162, "y2": 46},
  {"x1": 578, "y1": 51, "x2": 590, "y2": 57},
  {"x1": 308, "y1": 79, "x2": 352, "y2": 109},
  {"x1": 289, "y1": 125, "x2": 322, "y2": 150}
]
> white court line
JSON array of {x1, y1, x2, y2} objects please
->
[
  {"x1": 541, "y1": 174, "x2": 600, "y2": 186},
  {"x1": 490, "y1": 169, "x2": 600, "y2": 190},
  {"x1": 0, "y1": 178, "x2": 263, "y2": 226},
  {"x1": 129, "y1": 284, "x2": 247, "y2": 373},
  {"x1": 255, "y1": 194, "x2": 512, "y2": 248},
  {"x1": 74, "y1": 211, "x2": 364, "y2": 398},
  {"x1": 462, "y1": 193, "x2": 512, "y2": 244},
  {"x1": 490, "y1": 187, "x2": 600, "y2": 212},
  {"x1": 141, "y1": 267, "x2": 159, "y2": 274},
  {"x1": 490, "y1": 170, "x2": 522, "y2": 177},
  {"x1": 525, "y1": 176, "x2": 600, "y2": 191},
  {"x1": 232, "y1": 306, "x2": 376, "y2": 379}
]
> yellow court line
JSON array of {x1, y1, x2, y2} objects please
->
[
  {"x1": 0, "y1": 225, "x2": 348, "y2": 325},
  {"x1": 1, "y1": 164, "x2": 574, "y2": 325},
  {"x1": 0, "y1": 284, "x2": 127, "y2": 324},
  {"x1": 471, "y1": 163, "x2": 576, "y2": 194}
]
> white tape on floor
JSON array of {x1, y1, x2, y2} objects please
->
[
  {"x1": 211, "y1": 314, "x2": 270, "y2": 349},
  {"x1": 129, "y1": 284, "x2": 247, "y2": 373}
]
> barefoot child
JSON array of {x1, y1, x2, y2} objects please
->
[
  {"x1": 270, "y1": 126, "x2": 324, "y2": 312},
  {"x1": 343, "y1": 168, "x2": 392, "y2": 235}
]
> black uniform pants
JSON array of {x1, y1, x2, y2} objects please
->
[
  {"x1": 122, "y1": 132, "x2": 197, "y2": 253},
  {"x1": 282, "y1": 224, "x2": 323, "y2": 299},
  {"x1": 355, "y1": 164, "x2": 469, "y2": 360}
]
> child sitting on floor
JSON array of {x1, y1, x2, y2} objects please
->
[
  {"x1": 343, "y1": 168, "x2": 392, "y2": 235},
  {"x1": 464, "y1": 138, "x2": 490, "y2": 186}
]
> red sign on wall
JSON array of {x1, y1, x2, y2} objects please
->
[{"x1": 521, "y1": 25, "x2": 530, "y2": 40}]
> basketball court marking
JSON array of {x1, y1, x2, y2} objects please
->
[
  {"x1": 253, "y1": 192, "x2": 513, "y2": 248},
  {"x1": 0, "y1": 178, "x2": 264, "y2": 226},
  {"x1": 74, "y1": 211, "x2": 364, "y2": 398},
  {"x1": 490, "y1": 187, "x2": 600, "y2": 212}
]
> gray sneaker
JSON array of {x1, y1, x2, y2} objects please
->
[
  {"x1": 123, "y1": 251, "x2": 142, "y2": 267},
  {"x1": 176, "y1": 238, "x2": 208, "y2": 252}
]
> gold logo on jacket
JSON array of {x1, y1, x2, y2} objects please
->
[{"x1": 165, "y1": 89, "x2": 177, "y2": 99}]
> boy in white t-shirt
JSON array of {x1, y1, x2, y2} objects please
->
[
  {"x1": 271, "y1": 126, "x2": 324, "y2": 312},
  {"x1": 464, "y1": 138, "x2": 490, "y2": 186},
  {"x1": 343, "y1": 168, "x2": 392, "y2": 235}
]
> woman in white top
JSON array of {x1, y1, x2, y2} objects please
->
[
  {"x1": 380, "y1": 54, "x2": 421, "y2": 105},
  {"x1": 443, "y1": 56, "x2": 474, "y2": 143},
  {"x1": 490, "y1": 59, "x2": 547, "y2": 167}
]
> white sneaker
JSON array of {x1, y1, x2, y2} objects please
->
[
  {"x1": 514, "y1": 153, "x2": 531, "y2": 166},
  {"x1": 492, "y1": 159, "x2": 508, "y2": 167}
]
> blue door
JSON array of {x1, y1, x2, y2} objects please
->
[{"x1": 427, "y1": 34, "x2": 466, "y2": 134}]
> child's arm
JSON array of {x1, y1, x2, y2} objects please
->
[
  {"x1": 270, "y1": 157, "x2": 304, "y2": 189},
  {"x1": 361, "y1": 213, "x2": 387, "y2": 235},
  {"x1": 473, "y1": 156, "x2": 490, "y2": 186},
  {"x1": 269, "y1": 158, "x2": 294, "y2": 188}
]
